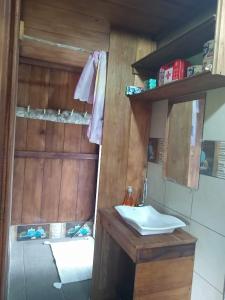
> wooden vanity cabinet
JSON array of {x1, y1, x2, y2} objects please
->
[{"x1": 100, "y1": 209, "x2": 196, "y2": 300}]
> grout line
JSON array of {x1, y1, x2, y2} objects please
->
[
  {"x1": 194, "y1": 271, "x2": 224, "y2": 295},
  {"x1": 150, "y1": 197, "x2": 225, "y2": 238},
  {"x1": 190, "y1": 218, "x2": 225, "y2": 238},
  {"x1": 142, "y1": 208, "x2": 222, "y2": 294},
  {"x1": 150, "y1": 198, "x2": 190, "y2": 220}
]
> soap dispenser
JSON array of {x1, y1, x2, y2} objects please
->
[{"x1": 123, "y1": 186, "x2": 135, "y2": 206}]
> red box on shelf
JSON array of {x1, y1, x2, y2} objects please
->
[{"x1": 158, "y1": 59, "x2": 190, "y2": 86}]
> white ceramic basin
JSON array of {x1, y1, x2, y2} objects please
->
[{"x1": 115, "y1": 205, "x2": 186, "y2": 235}]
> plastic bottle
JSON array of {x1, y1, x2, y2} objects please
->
[{"x1": 123, "y1": 186, "x2": 135, "y2": 206}]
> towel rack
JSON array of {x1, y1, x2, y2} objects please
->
[{"x1": 16, "y1": 106, "x2": 90, "y2": 125}]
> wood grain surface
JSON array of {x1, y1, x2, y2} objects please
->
[
  {"x1": 22, "y1": 0, "x2": 215, "y2": 42},
  {"x1": 12, "y1": 64, "x2": 98, "y2": 225},
  {"x1": 134, "y1": 257, "x2": 194, "y2": 300},
  {"x1": 100, "y1": 208, "x2": 196, "y2": 263}
]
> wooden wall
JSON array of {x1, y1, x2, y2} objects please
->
[
  {"x1": 20, "y1": 0, "x2": 110, "y2": 68},
  {"x1": 21, "y1": 0, "x2": 110, "y2": 51},
  {"x1": 12, "y1": 63, "x2": 98, "y2": 225},
  {"x1": 92, "y1": 30, "x2": 154, "y2": 299}
]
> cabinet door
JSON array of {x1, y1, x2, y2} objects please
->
[{"x1": 164, "y1": 97, "x2": 205, "y2": 189}]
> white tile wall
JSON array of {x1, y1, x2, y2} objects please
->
[
  {"x1": 191, "y1": 273, "x2": 223, "y2": 300},
  {"x1": 162, "y1": 204, "x2": 191, "y2": 232},
  {"x1": 190, "y1": 221, "x2": 225, "y2": 293},
  {"x1": 147, "y1": 162, "x2": 165, "y2": 205},
  {"x1": 192, "y1": 175, "x2": 225, "y2": 236},
  {"x1": 204, "y1": 88, "x2": 225, "y2": 141},
  {"x1": 147, "y1": 88, "x2": 225, "y2": 300},
  {"x1": 165, "y1": 180, "x2": 193, "y2": 218}
]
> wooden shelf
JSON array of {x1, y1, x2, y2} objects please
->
[
  {"x1": 129, "y1": 72, "x2": 225, "y2": 103},
  {"x1": 132, "y1": 15, "x2": 216, "y2": 74}
]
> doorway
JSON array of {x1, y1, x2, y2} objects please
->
[{"x1": 8, "y1": 61, "x2": 99, "y2": 300}]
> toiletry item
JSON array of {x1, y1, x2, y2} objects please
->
[
  {"x1": 187, "y1": 65, "x2": 203, "y2": 77},
  {"x1": 144, "y1": 79, "x2": 157, "y2": 90},
  {"x1": 123, "y1": 186, "x2": 135, "y2": 206},
  {"x1": 159, "y1": 59, "x2": 190, "y2": 86},
  {"x1": 126, "y1": 86, "x2": 144, "y2": 96},
  {"x1": 158, "y1": 67, "x2": 165, "y2": 87},
  {"x1": 203, "y1": 39, "x2": 214, "y2": 71}
]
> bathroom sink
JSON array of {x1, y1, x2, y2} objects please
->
[{"x1": 115, "y1": 205, "x2": 186, "y2": 235}]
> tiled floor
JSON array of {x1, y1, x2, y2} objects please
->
[{"x1": 8, "y1": 239, "x2": 91, "y2": 300}]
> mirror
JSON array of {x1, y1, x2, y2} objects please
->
[
  {"x1": 148, "y1": 138, "x2": 164, "y2": 164},
  {"x1": 164, "y1": 96, "x2": 205, "y2": 189},
  {"x1": 200, "y1": 140, "x2": 225, "y2": 180}
]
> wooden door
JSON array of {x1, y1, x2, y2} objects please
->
[{"x1": 12, "y1": 63, "x2": 99, "y2": 225}]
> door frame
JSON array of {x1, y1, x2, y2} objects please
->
[{"x1": 0, "y1": 0, "x2": 20, "y2": 298}]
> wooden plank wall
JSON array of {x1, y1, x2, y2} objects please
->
[
  {"x1": 21, "y1": 0, "x2": 110, "y2": 52},
  {"x1": 92, "y1": 30, "x2": 155, "y2": 299},
  {"x1": 20, "y1": 0, "x2": 110, "y2": 67},
  {"x1": 12, "y1": 63, "x2": 98, "y2": 225},
  {"x1": 126, "y1": 37, "x2": 156, "y2": 198}
]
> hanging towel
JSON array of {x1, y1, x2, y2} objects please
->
[{"x1": 74, "y1": 51, "x2": 107, "y2": 145}]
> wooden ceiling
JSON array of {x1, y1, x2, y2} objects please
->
[
  {"x1": 69, "y1": 0, "x2": 217, "y2": 39},
  {"x1": 22, "y1": 0, "x2": 217, "y2": 55}
]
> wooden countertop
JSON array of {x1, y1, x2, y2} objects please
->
[{"x1": 99, "y1": 208, "x2": 197, "y2": 263}]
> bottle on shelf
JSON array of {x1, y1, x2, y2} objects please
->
[{"x1": 123, "y1": 186, "x2": 135, "y2": 206}]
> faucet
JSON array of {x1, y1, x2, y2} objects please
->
[{"x1": 138, "y1": 177, "x2": 148, "y2": 206}]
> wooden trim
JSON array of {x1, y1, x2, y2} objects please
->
[
  {"x1": 0, "y1": 0, "x2": 20, "y2": 298},
  {"x1": 212, "y1": 0, "x2": 225, "y2": 75},
  {"x1": 15, "y1": 150, "x2": 98, "y2": 160}
]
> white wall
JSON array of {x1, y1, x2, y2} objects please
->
[{"x1": 147, "y1": 88, "x2": 225, "y2": 300}]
